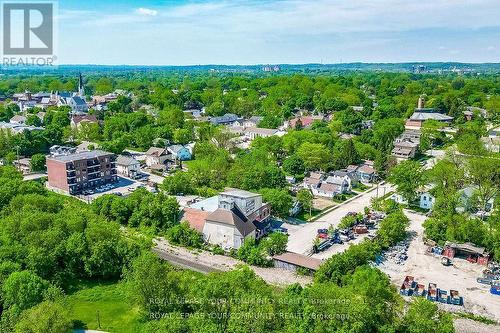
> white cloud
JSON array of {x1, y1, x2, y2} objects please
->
[{"x1": 136, "y1": 7, "x2": 158, "y2": 17}]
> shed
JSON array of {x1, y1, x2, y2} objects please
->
[{"x1": 273, "y1": 252, "x2": 323, "y2": 273}]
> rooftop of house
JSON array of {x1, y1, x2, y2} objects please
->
[
  {"x1": 48, "y1": 149, "x2": 113, "y2": 163},
  {"x1": 206, "y1": 208, "x2": 256, "y2": 236},
  {"x1": 181, "y1": 207, "x2": 210, "y2": 233},
  {"x1": 318, "y1": 182, "x2": 340, "y2": 193},
  {"x1": 116, "y1": 155, "x2": 139, "y2": 166},
  {"x1": 168, "y1": 145, "x2": 188, "y2": 154},
  {"x1": 145, "y1": 147, "x2": 168, "y2": 157},
  {"x1": 71, "y1": 114, "x2": 97, "y2": 125}
]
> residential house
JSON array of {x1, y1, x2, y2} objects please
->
[
  {"x1": 243, "y1": 116, "x2": 263, "y2": 128},
  {"x1": 325, "y1": 172, "x2": 353, "y2": 193},
  {"x1": 183, "y1": 189, "x2": 271, "y2": 250},
  {"x1": 287, "y1": 115, "x2": 325, "y2": 129},
  {"x1": 0, "y1": 122, "x2": 43, "y2": 134},
  {"x1": 10, "y1": 115, "x2": 27, "y2": 124},
  {"x1": 145, "y1": 147, "x2": 170, "y2": 167},
  {"x1": 116, "y1": 155, "x2": 141, "y2": 178},
  {"x1": 303, "y1": 172, "x2": 324, "y2": 191},
  {"x1": 482, "y1": 127, "x2": 500, "y2": 153},
  {"x1": 167, "y1": 145, "x2": 192, "y2": 161},
  {"x1": 354, "y1": 162, "x2": 377, "y2": 183},
  {"x1": 458, "y1": 186, "x2": 495, "y2": 213},
  {"x1": 389, "y1": 186, "x2": 435, "y2": 210},
  {"x1": 392, "y1": 130, "x2": 421, "y2": 160},
  {"x1": 70, "y1": 114, "x2": 98, "y2": 129},
  {"x1": 13, "y1": 158, "x2": 32, "y2": 175},
  {"x1": 210, "y1": 113, "x2": 243, "y2": 126}
]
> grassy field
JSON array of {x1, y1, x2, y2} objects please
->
[{"x1": 65, "y1": 281, "x2": 143, "y2": 333}]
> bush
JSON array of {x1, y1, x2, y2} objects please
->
[
  {"x1": 260, "y1": 232, "x2": 288, "y2": 256},
  {"x1": 166, "y1": 222, "x2": 204, "y2": 248},
  {"x1": 237, "y1": 239, "x2": 272, "y2": 267}
]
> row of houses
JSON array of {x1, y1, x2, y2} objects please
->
[
  {"x1": 392, "y1": 129, "x2": 421, "y2": 160},
  {"x1": 301, "y1": 161, "x2": 376, "y2": 198}
]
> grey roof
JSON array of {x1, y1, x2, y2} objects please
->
[
  {"x1": 145, "y1": 147, "x2": 167, "y2": 156},
  {"x1": 210, "y1": 113, "x2": 241, "y2": 125},
  {"x1": 116, "y1": 155, "x2": 139, "y2": 166},
  {"x1": 71, "y1": 96, "x2": 87, "y2": 106},
  {"x1": 188, "y1": 195, "x2": 219, "y2": 212},
  {"x1": 48, "y1": 150, "x2": 113, "y2": 162},
  {"x1": 409, "y1": 112, "x2": 454, "y2": 121},
  {"x1": 325, "y1": 176, "x2": 346, "y2": 186},
  {"x1": 220, "y1": 188, "x2": 261, "y2": 199},
  {"x1": 168, "y1": 145, "x2": 187, "y2": 154},
  {"x1": 206, "y1": 208, "x2": 256, "y2": 236},
  {"x1": 318, "y1": 182, "x2": 340, "y2": 193}
]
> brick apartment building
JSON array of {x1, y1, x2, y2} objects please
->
[{"x1": 47, "y1": 150, "x2": 117, "y2": 194}]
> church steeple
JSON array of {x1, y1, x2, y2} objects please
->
[{"x1": 78, "y1": 72, "x2": 84, "y2": 97}]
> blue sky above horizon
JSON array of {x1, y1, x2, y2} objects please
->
[{"x1": 53, "y1": 0, "x2": 499, "y2": 65}]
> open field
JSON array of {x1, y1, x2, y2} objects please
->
[
  {"x1": 65, "y1": 282, "x2": 142, "y2": 333},
  {"x1": 378, "y1": 210, "x2": 500, "y2": 322}
]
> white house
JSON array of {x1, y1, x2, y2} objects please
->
[
  {"x1": 202, "y1": 189, "x2": 271, "y2": 249},
  {"x1": 390, "y1": 189, "x2": 435, "y2": 210},
  {"x1": 145, "y1": 147, "x2": 170, "y2": 167},
  {"x1": 116, "y1": 155, "x2": 141, "y2": 178}
]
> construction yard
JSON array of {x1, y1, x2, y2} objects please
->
[{"x1": 377, "y1": 210, "x2": 500, "y2": 322}]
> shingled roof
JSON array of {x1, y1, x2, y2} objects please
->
[{"x1": 206, "y1": 208, "x2": 256, "y2": 236}]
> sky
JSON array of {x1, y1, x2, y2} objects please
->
[{"x1": 51, "y1": 0, "x2": 500, "y2": 65}]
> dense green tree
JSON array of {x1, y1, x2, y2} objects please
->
[{"x1": 388, "y1": 160, "x2": 424, "y2": 203}]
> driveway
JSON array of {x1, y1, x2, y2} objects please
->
[{"x1": 286, "y1": 183, "x2": 394, "y2": 256}]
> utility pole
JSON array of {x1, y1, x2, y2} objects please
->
[{"x1": 97, "y1": 310, "x2": 101, "y2": 329}]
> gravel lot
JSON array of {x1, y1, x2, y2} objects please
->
[
  {"x1": 286, "y1": 183, "x2": 394, "y2": 256},
  {"x1": 378, "y1": 210, "x2": 500, "y2": 322}
]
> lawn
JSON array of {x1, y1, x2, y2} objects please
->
[{"x1": 65, "y1": 281, "x2": 144, "y2": 333}]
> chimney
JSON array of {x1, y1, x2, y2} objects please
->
[{"x1": 417, "y1": 96, "x2": 425, "y2": 109}]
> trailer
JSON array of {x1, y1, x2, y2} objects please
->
[
  {"x1": 449, "y1": 290, "x2": 463, "y2": 306},
  {"x1": 427, "y1": 283, "x2": 438, "y2": 301},
  {"x1": 413, "y1": 283, "x2": 426, "y2": 297},
  {"x1": 400, "y1": 276, "x2": 416, "y2": 296},
  {"x1": 437, "y1": 289, "x2": 449, "y2": 304}
]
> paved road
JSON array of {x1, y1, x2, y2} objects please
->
[
  {"x1": 152, "y1": 247, "x2": 221, "y2": 274},
  {"x1": 286, "y1": 183, "x2": 394, "y2": 256}
]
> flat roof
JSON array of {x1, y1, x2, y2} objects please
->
[
  {"x1": 188, "y1": 195, "x2": 220, "y2": 212},
  {"x1": 220, "y1": 188, "x2": 260, "y2": 199},
  {"x1": 273, "y1": 252, "x2": 323, "y2": 271},
  {"x1": 48, "y1": 150, "x2": 113, "y2": 162}
]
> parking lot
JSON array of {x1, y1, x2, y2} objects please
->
[
  {"x1": 285, "y1": 183, "x2": 394, "y2": 256},
  {"x1": 77, "y1": 176, "x2": 156, "y2": 202}
]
